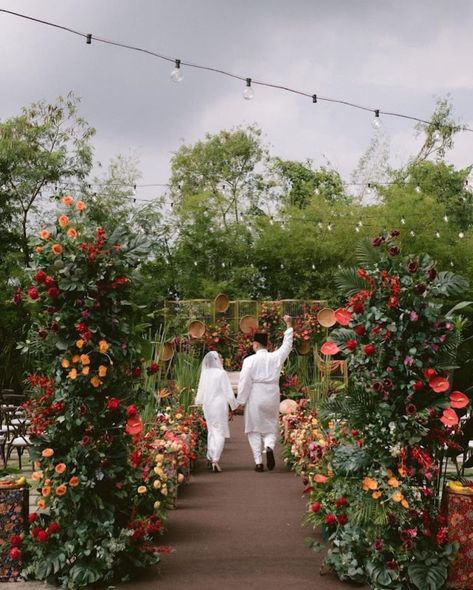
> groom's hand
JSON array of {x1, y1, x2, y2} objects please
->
[{"x1": 283, "y1": 314, "x2": 292, "y2": 327}]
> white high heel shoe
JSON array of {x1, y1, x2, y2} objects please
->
[{"x1": 212, "y1": 462, "x2": 222, "y2": 473}]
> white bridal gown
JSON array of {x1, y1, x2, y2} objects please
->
[
  {"x1": 237, "y1": 327, "x2": 294, "y2": 464},
  {"x1": 195, "y1": 352, "x2": 238, "y2": 463}
]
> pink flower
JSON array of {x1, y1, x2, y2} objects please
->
[{"x1": 410, "y1": 311, "x2": 419, "y2": 321}]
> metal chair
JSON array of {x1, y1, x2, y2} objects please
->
[{"x1": 1, "y1": 406, "x2": 31, "y2": 469}]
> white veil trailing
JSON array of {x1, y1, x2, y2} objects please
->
[{"x1": 195, "y1": 351, "x2": 224, "y2": 405}]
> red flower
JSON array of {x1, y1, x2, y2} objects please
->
[
  {"x1": 320, "y1": 341, "x2": 340, "y2": 356},
  {"x1": 440, "y1": 408, "x2": 459, "y2": 427},
  {"x1": 354, "y1": 325, "x2": 366, "y2": 336},
  {"x1": 34, "y1": 270, "x2": 47, "y2": 283},
  {"x1": 10, "y1": 535, "x2": 22, "y2": 547},
  {"x1": 324, "y1": 513, "x2": 337, "y2": 525},
  {"x1": 47, "y1": 522, "x2": 60, "y2": 534},
  {"x1": 126, "y1": 416, "x2": 143, "y2": 436},
  {"x1": 28, "y1": 287, "x2": 39, "y2": 300},
  {"x1": 405, "y1": 403, "x2": 417, "y2": 416},
  {"x1": 107, "y1": 398, "x2": 121, "y2": 411},
  {"x1": 9, "y1": 547, "x2": 21, "y2": 560},
  {"x1": 407, "y1": 260, "x2": 419, "y2": 273},
  {"x1": 336, "y1": 497, "x2": 348, "y2": 507},
  {"x1": 345, "y1": 339, "x2": 357, "y2": 351},
  {"x1": 423, "y1": 368, "x2": 436, "y2": 379},
  {"x1": 413, "y1": 380, "x2": 424, "y2": 392},
  {"x1": 334, "y1": 308, "x2": 352, "y2": 326},
  {"x1": 450, "y1": 391, "x2": 469, "y2": 409},
  {"x1": 37, "y1": 530, "x2": 49, "y2": 543},
  {"x1": 311, "y1": 502, "x2": 322, "y2": 513},
  {"x1": 132, "y1": 367, "x2": 142, "y2": 378},
  {"x1": 429, "y1": 376, "x2": 449, "y2": 393},
  {"x1": 363, "y1": 343, "x2": 376, "y2": 356},
  {"x1": 372, "y1": 236, "x2": 385, "y2": 247},
  {"x1": 44, "y1": 276, "x2": 56, "y2": 288},
  {"x1": 352, "y1": 303, "x2": 364, "y2": 314},
  {"x1": 126, "y1": 404, "x2": 138, "y2": 417},
  {"x1": 337, "y1": 514, "x2": 348, "y2": 525},
  {"x1": 388, "y1": 245, "x2": 400, "y2": 256},
  {"x1": 147, "y1": 362, "x2": 160, "y2": 375},
  {"x1": 28, "y1": 513, "x2": 39, "y2": 524},
  {"x1": 47, "y1": 287, "x2": 60, "y2": 298}
]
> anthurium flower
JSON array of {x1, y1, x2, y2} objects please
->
[
  {"x1": 334, "y1": 308, "x2": 352, "y2": 326},
  {"x1": 314, "y1": 473, "x2": 328, "y2": 483},
  {"x1": 429, "y1": 376, "x2": 449, "y2": 393},
  {"x1": 440, "y1": 408, "x2": 459, "y2": 427},
  {"x1": 126, "y1": 416, "x2": 143, "y2": 436},
  {"x1": 450, "y1": 391, "x2": 469, "y2": 409},
  {"x1": 320, "y1": 341, "x2": 340, "y2": 356}
]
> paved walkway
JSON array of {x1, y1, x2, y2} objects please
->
[{"x1": 8, "y1": 416, "x2": 348, "y2": 590}]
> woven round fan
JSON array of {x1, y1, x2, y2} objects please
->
[
  {"x1": 297, "y1": 340, "x2": 311, "y2": 355},
  {"x1": 214, "y1": 293, "x2": 230, "y2": 313},
  {"x1": 239, "y1": 315, "x2": 258, "y2": 334},
  {"x1": 159, "y1": 341, "x2": 174, "y2": 362},
  {"x1": 188, "y1": 320, "x2": 206, "y2": 339},
  {"x1": 317, "y1": 307, "x2": 336, "y2": 328}
]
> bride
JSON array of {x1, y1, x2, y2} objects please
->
[{"x1": 195, "y1": 351, "x2": 238, "y2": 472}]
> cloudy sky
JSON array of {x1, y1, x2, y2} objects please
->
[{"x1": 1, "y1": 1, "x2": 472, "y2": 202}]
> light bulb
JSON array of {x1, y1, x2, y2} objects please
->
[
  {"x1": 243, "y1": 78, "x2": 254, "y2": 100},
  {"x1": 193, "y1": 261, "x2": 198, "y2": 266},
  {"x1": 312, "y1": 263, "x2": 316, "y2": 270},
  {"x1": 170, "y1": 59, "x2": 183, "y2": 83},
  {"x1": 400, "y1": 217, "x2": 406, "y2": 225},
  {"x1": 280, "y1": 263, "x2": 284, "y2": 269},
  {"x1": 443, "y1": 214, "x2": 449, "y2": 223},
  {"x1": 450, "y1": 261, "x2": 455, "y2": 267},
  {"x1": 410, "y1": 230, "x2": 416, "y2": 237},
  {"x1": 372, "y1": 110, "x2": 381, "y2": 129},
  {"x1": 327, "y1": 223, "x2": 333, "y2": 231},
  {"x1": 221, "y1": 262, "x2": 226, "y2": 268},
  {"x1": 459, "y1": 231, "x2": 465, "y2": 239},
  {"x1": 432, "y1": 129, "x2": 441, "y2": 142},
  {"x1": 415, "y1": 186, "x2": 421, "y2": 193},
  {"x1": 355, "y1": 226, "x2": 360, "y2": 233},
  {"x1": 435, "y1": 230, "x2": 440, "y2": 239},
  {"x1": 357, "y1": 220, "x2": 363, "y2": 227}
]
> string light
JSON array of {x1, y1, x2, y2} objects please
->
[
  {"x1": 3, "y1": 9, "x2": 473, "y2": 134},
  {"x1": 432, "y1": 129, "x2": 441, "y2": 142},
  {"x1": 243, "y1": 78, "x2": 254, "y2": 100},
  {"x1": 400, "y1": 217, "x2": 406, "y2": 225},
  {"x1": 415, "y1": 186, "x2": 422, "y2": 193},
  {"x1": 280, "y1": 263, "x2": 284, "y2": 269},
  {"x1": 450, "y1": 261, "x2": 455, "y2": 267},
  {"x1": 410, "y1": 230, "x2": 416, "y2": 237},
  {"x1": 459, "y1": 231, "x2": 465, "y2": 238},
  {"x1": 221, "y1": 262, "x2": 226, "y2": 268},
  {"x1": 443, "y1": 214, "x2": 449, "y2": 223},
  {"x1": 355, "y1": 226, "x2": 360, "y2": 233},
  {"x1": 311, "y1": 263, "x2": 316, "y2": 270},
  {"x1": 327, "y1": 223, "x2": 333, "y2": 231},
  {"x1": 435, "y1": 230, "x2": 441, "y2": 239},
  {"x1": 170, "y1": 59, "x2": 183, "y2": 83},
  {"x1": 372, "y1": 109, "x2": 381, "y2": 130}
]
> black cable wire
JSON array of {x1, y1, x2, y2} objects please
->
[{"x1": 2, "y1": 8, "x2": 473, "y2": 132}]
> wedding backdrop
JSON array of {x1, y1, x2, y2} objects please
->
[{"x1": 1, "y1": 3, "x2": 473, "y2": 590}]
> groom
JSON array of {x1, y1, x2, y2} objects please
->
[{"x1": 236, "y1": 315, "x2": 293, "y2": 472}]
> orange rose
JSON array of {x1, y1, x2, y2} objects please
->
[
  {"x1": 72, "y1": 355, "x2": 81, "y2": 363},
  {"x1": 31, "y1": 471, "x2": 43, "y2": 481},
  {"x1": 42, "y1": 448, "x2": 54, "y2": 458},
  {"x1": 62, "y1": 195, "x2": 74, "y2": 206},
  {"x1": 37, "y1": 498, "x2": 46, "y2": 510},
  {"x1": 51, "y1": 243, "x2": 63, "y2": 255},
  {"x1": 98, "y1": 340, "x2": 109, "y2": 353},
  {"x1": 58, "y1": 215, "x2": 69, "y2": 228},
  {"x1": 34, "y1": 461, "x2": 41, "y2": 469},
  {"x1": 392, "y1": 492, "x2": 403, "y2": 502},
  {"x1": 69, "y1": 476, "x2": 80, "y2": 487},
  {"x1": 40, "y1": 229, "x2": 50, "y2": 240},
  {"x1": 56, "y1": 485, "x2": 67, "y2": 496},
  {"x1": 137, "y1": 485, "x2": 147, "y2": 494},
  {"x1": 67, "y1": 227, "x2": 78, "y2": 239},
  {"x1": 401, "y1": 499, "x2": 409, "y2": 509},
  {"x1": 61, "y1": 359, "x2": 70, "y2": 368},
  {"x1": 90, "y1": 376, "x2": 102, "y2": 388},
  {"x1": 82, "y1": 366, "x2": 90, "y2": 376},
  {"x1": 75, "y1": 339, "x2": 84, "y2": 349},
  {"x1": 76, "y1": 200, "x2": 86, "y2": 211},
  {"x1": 55, "y1": 463, "x2": 66, "y2": 474},
  {"x1": 35, "y1": 246, "x2": 44, "y2": 254},
  {"x1": 42, "y1": 486, "x2": 51, "y2": 497},
  {"x1": 372, "y1": 491, "x2": 382, "y2": 500},
  {"x1": 98, "y1": 365, "x2": 107, "y2": 377},
  {"x1": 67, "y1": 368, "x2": 77, "y2": 380},
  {"x1": 80, "y1": 354, "x2": 90, "y2": 366}
]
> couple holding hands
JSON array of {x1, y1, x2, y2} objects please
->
[{"x1": 195, "y1": 315, "x2": 293, "y2": 473}]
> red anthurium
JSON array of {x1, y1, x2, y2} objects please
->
[
  {"x1": 334, "y1": 308, "x2": 352, "y2": 326},
  {"x1": 320, "y1": 341, "x2": 340, "y2": 356},
  {"x1": 450, "y1": 391, "x2": 469, "y2": 409},
  {"x1": 440, "y1": 408, "x2": 459, "y2": 427},
  {"x1": 126, "y1": 416, "x2": 143, "y2": 436},
  {"x1": 428, "y1": 376, "x2": 449, "y2": 393}
]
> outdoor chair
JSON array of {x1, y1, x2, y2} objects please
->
[{"x1": 1, "y1": 405, "x2": 31, "y2": 469}]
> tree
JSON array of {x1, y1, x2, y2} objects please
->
[{"x1": 0, "y1": 93, "x2": 94, "y2": 266}]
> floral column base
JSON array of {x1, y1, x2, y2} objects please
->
[
  {"x1": 447, "y1": 490, "x2": 473, "y2": 589},
  {"x1": 0, "y1": 485, "x2": 29, "y2": 581}
]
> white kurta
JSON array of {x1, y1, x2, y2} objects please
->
[
  {"x1": 195, "y1": 368, "x2": 238, "y2": 438},
  {"x1": 237, "y1": 327, "x2": 293, "y2": 434}
]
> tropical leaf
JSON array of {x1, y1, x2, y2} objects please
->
[
  {"x1": 445, "y1": 300, "x2": 473, "y2": 316},
  {"x1": 334, "y1": 267, "x2": 368, "y2": 297},
  {"x1": 430, "y1": 271, "x2": 469, "y2": 297},
  {"x1": 321, "y1": 387, "x2": 377, "y2": 426},
  {"x1": 436, "y1": 325, "x2": 462, "y2": 370},
  {"x1": 355, "y1": 238, "x2": 383, "y2": 267},
  {"x1": 407, "y1": 563, "x2": 448, "y2": 590}
]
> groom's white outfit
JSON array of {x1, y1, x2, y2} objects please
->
[{"x1": 236, "y1": 322, "x2": 293, "y2": 466}]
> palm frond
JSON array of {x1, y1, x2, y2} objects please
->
[
  {"x1": 437, "y1": 326, "x2": 462, "y2": 370},
  {"x1": 351, "y1": 498, "x2": 388, "y2": 526},
  {"x1": 334, "y1": 267, "x2": 368, "y2": 297},
  {"x1": 355, "y1": 238, "x2": 383, "y2": 267},
  {"x1": 320, "y1": 387, "x2": 377, "y2": 426}
]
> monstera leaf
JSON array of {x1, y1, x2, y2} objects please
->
[
  {"x1": 332, "y1": 444, "x2": 370, "y2": 475},
  {"x1": 407, "y1": 563, "x2": 448, "y2": 590}
]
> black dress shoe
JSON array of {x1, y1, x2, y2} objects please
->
[
  {"x1": 266, "y1": 447, "x2": 275, "y2": 471},
  {"x1": 255, "y1": 464, "x2": 264, "y2": 472}
]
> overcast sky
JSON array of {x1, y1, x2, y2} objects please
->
[{"x1": 1, "y1": 1, "x2": 472, "y2": 202}]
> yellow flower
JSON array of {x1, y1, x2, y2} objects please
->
[
  {"x1": 67, "y1": 368, "x2": 78, "y2": 380},
  {"x1": 388, "y1": 477, "x2": 400, "y2": 488},
  {"x1": 61, "y1": 359, "x2": 70, "y2": 368},
  {"x1": 80, "y1": 354, "x2": 90, "y2": 366},
  {"x1": 76, "y1": 339, "x2": 85, "y2": 349},
  {"x1": 98, "y1": 340, "x2": 109, "y2": 353},
  {"x1": 82, "y1": 366, "x2": 90, "y2": 376},
  {"x1": 161, "y1": 486, "x2": 168, "y2": 496},
  {"x1": 137, "y1": 485, "x2": 147, "y2": 494},
  {"x1": 90, "y1": 376, "x2": 102, "y2": 388},
  {"x1": 98, "y1": 365, "x2": 107, "y2": 377},
  {"x1": 177, "y1": 473, "x2": 185, "y2": 484}
]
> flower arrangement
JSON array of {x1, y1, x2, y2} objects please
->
[
  {"x1": 283, "y1": 232, "x2": 469, "y2": 589},
  {"x1": 14, "y1": 196, "x2": 169, "y2": 588}
]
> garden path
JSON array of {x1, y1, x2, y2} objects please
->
[{"x1": 120, "y1": 414, "x2": 349, "y2": 590}]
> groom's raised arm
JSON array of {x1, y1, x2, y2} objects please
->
[
  {"x1": 236, "y1": 358, "x2": 252, "y2": 405},
  {"x1": 275, "y1": 315, "x2": 293, "y2": 363}
]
